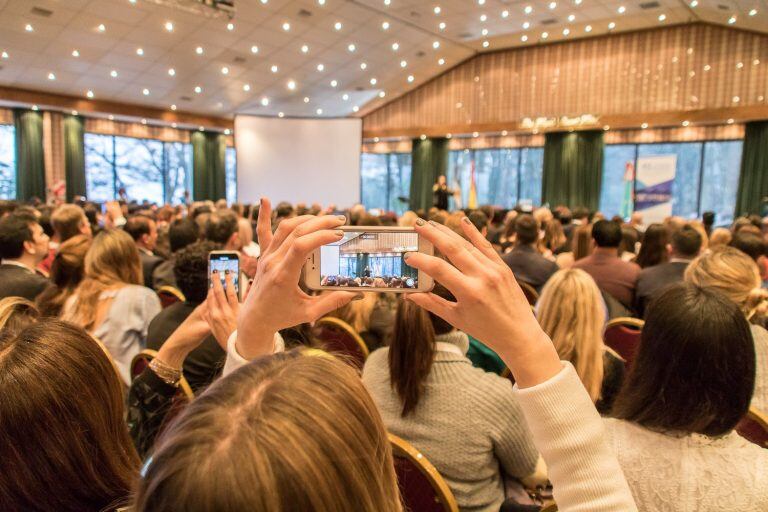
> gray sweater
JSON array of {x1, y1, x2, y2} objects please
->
[{"x1": 362, "y1": 331, "x2": 539, "y2": 512}]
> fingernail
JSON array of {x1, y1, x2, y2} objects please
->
[
  {"x1": 403, "y1": 252, "x2": 412, "y2": 260},
  {"x1": 352, "y1": 293, "x2": 364, "y2": 301},
  {"x1": 462, "y1": 216, "x2": 472, "y2": 224},
  {"x1": 415, "y1": 218, "x2": 425, "y2": 226},
  {"x1": 334, "y1": 230, "x2": 344, "y2": 236},
  {"x1": 224, "y1": 269, "x2": 230, "y2": 275},
  {"x1": 212, "y1": 269, "x2": 218, "y2": 274},
  {"x1": 337, "y1": 215, "x2": 347, "y2": 222}
]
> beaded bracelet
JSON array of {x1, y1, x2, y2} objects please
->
[{"x1": 149, "y1": 358, "x2": 182, "y2": 387}]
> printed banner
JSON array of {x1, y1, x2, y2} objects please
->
[{"x1": 635, "y1": 155, "x2": 676, "y2": 224}]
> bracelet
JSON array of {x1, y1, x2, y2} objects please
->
[{"x1": 149, "y1": 358, "x2": 182, "y2": 387}]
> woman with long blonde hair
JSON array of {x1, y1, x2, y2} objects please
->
[
  {"x1": 537, "y1": 269, "x2": 624, "y2": 412},
  {"x1": 62, "y1": 229, "x2": 161, "y2": 384}
]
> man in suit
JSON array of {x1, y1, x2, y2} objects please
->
[
  {"x1": 124, "y1": 215, "x2": 164, "y2": 289},
  {"x1": 502, "y1": 214, "x2": 558, "y2": 292},
  {"x1": 0, "y1": 213, "x2": 51, "y2": 301},
  {"x1": 635, "y1": 225, "x2": 702, "y2": 317},
  {"x1": 151, "y1": 219, "x2": 199, "y2": 290}
]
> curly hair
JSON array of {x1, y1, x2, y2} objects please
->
[{"x1": 173, "y1": 241, "x2": 222, "y2": 304}]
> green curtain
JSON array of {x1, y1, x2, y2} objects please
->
[
  {"x1": 14, "y1": 109, "x2": 46, "y2": 201},
  {"x1": 409, "y1": 137, "x2": 448, "y2": 211},
  {"x1": 735, "y1": 121, "x2": 768, "y2": 216},
  {"x1": 192, "y1": 131, "x2": 226, "y2": 201},
  {"x1": 63, "y1": 115, "x2": 86, "y2": 202},
  {"x1": 542, "y1": 130, "x2": 604, "y2": 211}
]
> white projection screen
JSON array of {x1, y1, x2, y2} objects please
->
[{"x1": 234, "y1": 115, "x2": 362, "y2": 207}]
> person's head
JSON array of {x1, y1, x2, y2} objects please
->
[
  {"x1": 0, "y1": 297, "x2": 39, "y2": 336},
  {"x1": 135, "y1": 351, "x2": 400, "y2": 512},
  {"x1": 437, "y1": 175, "x2": 446, "y2": 186},
  {"x1": 174, "y1": 241, "x2": 221, "y2": 304},
  {"x1": 634, "y1": 223, "x2": 669, "y2": 268},
  {"x1": 0, "y1": 320, "x2": 140, "y2": 510},
  {"x1": 630, "y1": 211, "x2": 643, "y2": 226},
  {"x1": 702, "y1": 211, "x2": 715, "y2": 227},
  {"x1": 168, "y1": 219, "x2": 199, "y2": 253},
  {"x1": 326, "y1": 292, "x2": 378, "y2": 334},
  {"x1": 0, "y1": 213, "x2": 50, "y2": 265},
  {"x1": 573, "y1": 223, "x2": 593, "y2": 261},
  {"x1": 513, "y1": 214, "x2": 539, "y2": 246},
  {"x1": 36, "y1": 234, "x2": 92, "y2": 317},
  {"x1": 275, "y1": 201, "x2": 295, "y2": 220},
  {"x1": 612, "y1": 283, "x2": 754, "y2": 437},
  {"x1": 685, "y1": 246, "x2": 767, "y2": 321},
  {"x1": 237, "y1": 217, "x2": 254, "y2": 247},
  {"x1": 572, "y1": 206, "x2": 590, "y2": 222},
  {"x1": 619, "y1": 227, "x2": 638, "y2": 256},
  {"x1": 591, "y1": 220, "x2": 622, "y2": 249},
  {"x1": 537, "y1": 269, "x2": 606, "y2": 401},
  {"x1": 543, "y1": 219, "x2": 567, "y2": 252},
  {"x1": 729, "y1": 231, "x2": 765, "y2": 262},
  {"x1": 533, "y1": 207, "x2": 553, "y2": 226},
  {"x1": 708, "y1": 227, "x2": 732, "y2": 250},
  {"x1": 51, "y1": 204, "x2": 91, "y2": 242},
  {"x1": 390, "y1": 284, "x2": 455, "y2": 416},
  {"x1": 123, "y1": 215, "x2": 158, "y2": 251},
  {"x1": 204, "y1": 210, "x2": 240, "y2": 250},
  {"x1": 468, "y1": 210, "x2": 489, "y2": 236},
  {"x1": 670, "y1": 224, "x2": 703, "y2": 259},
  {"x1": 398, "y1": 211, "x2": 419, "y2": 228}
]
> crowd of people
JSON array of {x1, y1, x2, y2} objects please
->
[
  {"x1": 0, "y1": 194, "x2": 767, "y2": 512},
  {"x1": 320, "y1": 274, "x2": 418, "y2": 289}
]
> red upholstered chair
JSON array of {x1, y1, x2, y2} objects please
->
[
  {"x1": 314, "y1": 317, "x2": 370, "y2": 370},
  {"x1": 518, "y1": 281, "x2": 539, "y2": 306},
  {"x1": 736, "y1": 407, "x2": 768, "y2": 448},
  {"x1": 390, "y1": 434, "x2": 459, "y2": 512},
  {"x1": 157, "y1": 286, "x2": 186, "y2": 309},
  {"x1": 603, "y1": 317, "x2": 644, "y2": 368}
]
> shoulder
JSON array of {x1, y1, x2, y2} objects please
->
[{"x1": 116, "y1": 285, "x2": 161, "y2": 310}]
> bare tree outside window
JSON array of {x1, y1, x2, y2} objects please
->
[{"x1": 0, "y1": 125, "x2": 15, "y2": 199}]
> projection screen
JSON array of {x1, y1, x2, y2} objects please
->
[{"x1": 234, "y1": 115, "x2": 362, "y2": 207}]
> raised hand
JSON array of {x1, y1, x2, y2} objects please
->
[{"x1": 205, "y1": 270, "x2": 239, "y2": 350}]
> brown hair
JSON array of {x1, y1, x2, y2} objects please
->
[
  {"x1": 0, "y1": 320, "x2": 140, "y2": 511},
  {"x1": 389, "y1": 284, "x2": 455, "y2": 416},
  {"x1": 62, "y1": 229, "x2": 142, "y2": 331},
  {"x1": 573, "y1": 223, "x2": 593, "y2": 261},
  {"x1": 51, "y1": 204, "x2": 87, "y2": 242},
  {"x1": 135, "y1": 351, "x2": 401, "y2": 512},
  {"x1": 635, "y1": 223, "x2": 669, "y2": 268},
  {"x1": 0, "y1": 296, "x2": 40, "y2": 335},
  {"x1": 36, "y1": 234, "x2": 92, "y2": 317}
]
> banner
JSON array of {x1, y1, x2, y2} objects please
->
[{"x1": 635, "y1": 154, "x2": 676, "y2": 224}]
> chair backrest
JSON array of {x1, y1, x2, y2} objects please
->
[
  {"x1": 314, "y1": 317, "x2": 370, "y2": 369},
  {"x1": 389, "y1": 434, "x2": 459, "y2": 512},
  {"x1": 518, "y1": 281, "x2": 539, "y2": 306},
  {"x1": 540, "y1": 504, "x2": 558, "y2": 512},
  {"x1": 157, "y1": 286, "x2": 186, "y2": 309},
  {"x1": 129, "y1": 349, "x2": 194, "y2": 400},
  {"x1": 603, "y1": 317, "x2": 644, "y2": 368},
  {"x1": 736, "y1": 407, "x2": 768, "y2": 448}
]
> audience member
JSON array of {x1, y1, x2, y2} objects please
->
[
  {"x1": 39, "y1": 204, "x2": 92, "y2": 274},
  {"x1": 635, "y1": 224, "x2": 702, "y2": 317},
  {"x1": 537, "y1": 269, "x2": 625, "y2": 414},
  {"x1": 542, "y1": 218, "x2": 572, "y2": 268},
  {"x1": 468, "y1": 209, "x2": 489, "y2": 237},
  {"x1": 62, "y1": 229, "x2": 161, "y2": 384},
  {"x1": 633, "y1": 223, "x2": 669, "y2": 268},
  {"x1": 325, "y1": 292, "x2": 395, "y2": 352},
  {"x1": 398, "y1": 210, "x2": 419, "y2": 228},
  {"x1": 729, "y1": 231, "x2": 765, "y2": 261},
  {"x1": 627, "y1": 211, "x2": 646, "y2": 236},
  {"x1": 606, "y1": 283, "x2": 768, "y2": 511},
  {"x1": 151, "y1": 219, "x2": 199, "y2": 290},
  {"x1": 502, "y1": 214, "x2": 558, "y2": 292},
  {"x1": 619, "y1": 226, "x2": 639, "y2": 262},
  {"x1": 238, "y1": 217, "x2": 260, "y2": 257},
  {"x1": 204, "y1": 210, "x2": 241, "y2": 250},
  {"x1": 0, "y1": 296, "x2": 40, "y2": 336},
  {"x1": 701, "y1": 211, "x2": 715, "y2": 237},
  {"x1": 0, "y1": 213, "x2": 51, "y2": 301},
  {"x1": 708, "y1": 227, "x2": 732, "y2": 250},
  {"x1": 573, "y1": 220, "x2": 641, "y2": 309},
  {"x1": 36, "y1": 234, "x2": 92, "y2": 317},
  {"x1": 124, "y1": 215, "x2": 164, "y2": 288},
  {"x1": 572, "y1": 222, "x2": 593, "y2": 261}
]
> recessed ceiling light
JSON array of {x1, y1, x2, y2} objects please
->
[
  {"x1": 86, "y1": 90, "x2": 94, "y2": 98},
  {"x1": 541, "y1": 31, "x2": 549, "y2": 39},
  {"x1": 304, "y1": 96, "x2": 310, "y2": 103},
  {"x1": 31, "y1": 105, "x2": 39, "y2": 111},
  {"x1": 407, "y1": 75, "x2": 414, "y2": 82},
  {"x1": 478, "y1": 0, "x2": 485, "y2": 4},
  {"x1": 523, "y1": 21, "x2": 530, "y2": 29},
  {"x1": 617, "y1": 6, "x2": 625, "y2": 14},
  {"x1": 348, "y1": 43, "x2": 356, "y2": 52},
  {"x1": 353, "y1": 105, "x2": 359, "y2": 112},
  {"x1": 473, "y1": 131, "x2": 479, "y2": 137},
  {"x1": 196, "y1": 46, "x2": 204, "y2": 55},
  {"x1": 433, "y1": 41, "x2": 440, "y2": 49},
  {"x1": 110, "y1": 70, "x2": 118, "y2": 78},
  {"x1": 141, "y1": 118, "x2": 147, "y2": 125},
  {"x1": 261, "y1": 97, "x2": 270, "y2": 106},
  {"x1": 568, "y1": 14, "x2": 575, "y2": 21},
  {"x1": 384, "y1": 0, "x2": 390, "y2": 5},
  {"x1": 501, "y1": 130, "x2": 508, "y2": 136},
  {"x1": 749, "y1": 9, "x2": 757, "y2": 16},
  {"x1": 727, "y1": 118, "x2": 735, "y2": 124},
  {"x1": 420, "y1": 134, "x2": 427, "y2": 140},
  {"x1": 658, "y1": 13, "x2": 666, "y2": 21},
  {"x1": 446, "y1": 133, "x2": 452, "y2": 139},
  {"x1": 391, "y1": 42, "x2": 399, "y2": 50},
  {"x1": 142, "y1": 88, "x2": 150, "y2": 95},
  {"x1": 641, "y1": 122, "x2": 648, "y2": 129},
  {"x1": 170, "y1": 104, "x2": 177, "y2": 110},
  {"x1": 563, "y1": 28, "x2": 570, "y2": 35},
  {"x1": 171, "y1": 122, "x2": 177, "y2": 128},
  {"x1": 502, "y1": 10, "x2": 509, "y2": 18},
  {"x1": 382, "y1": 21, "x2": 390, "y2": 30},
  {"x1": 243, "y1": 84, "x2": 251, "y2": 91},
  {"x1": 282, "y1": 22, "x2": 290, "y2": 31},
  {"x1": 732, "y1": 95, "x2": 740, "y2": 103},
  {"x1": 227, "y1": 22, "x2": 235, "y2": 31},
  {"x1": 251, "y1": 45, "x2": 259, "y2": 54},
  {"x1": 318, "y1": 0, "x2": 325, "y2": 5},
  {"x1": 165, "y1": 21, "x2": 174, "y2": 32},
  {"x1": 370, "y1": 77, "x2": 378, "y2": 85},
  {"x1": 301, "y1": 44, "x2": 309, "y2": 53},
  {"x1": 287, "y1": 80, "x2": 297, "y2": 90},
  {"x1": 136, "y1": 47, "x2": 145, "y2": 56},
  {"x1": 98, "y1": 24, "x2": 106, "y2": 32},
  {"x1": 334, "y1": 21, "x2": 343, "y2": 31},
  {"x1": 482, "y1": 40, "x2": 490, "y2": 47},
  {"x1": 168, "y1": 68, "x2": 176, "y2": 76},
  {"x1": 224, "y1": 129, "x2": 231, "y2": 135},
  {"x1": 25, "y1": 24, "x2": 34, "y2": 32},
  {"x1": 480, "y1": 14, "x2": 487, "y2": 22},
  {"x1": 754, "y1": 59, "x2": 761, "y2": 65},
  {"x1": 342, "y1": 93, "x2": 349, "y2": 100},
  {"x1": 198, "y1": 126, "x2": 204, "y2": 132},
  {"x1": 575, "y1": 0, "x2": 582, "y2": 4},
  {"x1": 704, "y1": 64, "x2": 711, "y2": 71},
  {"x1": 221, "y1": 66, "x2": 229, "y2": 75},
  {"x1": 521, "y1": 34, "x2": 529, "y2": 41},
  {"x1": 278, "y1": 112, "x2": 285, "y2": 118},
  {"x1": 549, "y1": 2, "x2": 556, "y2": 9},
  {"x1": 373, "y1": 137, "x2": 380, "y2": 142},
  {"x1": 608, "y1": 21, "x2": 616, "y2": 29},
  {"x1": 482, "y1": 28, "x2": 488, "y2": 35},
  {"x1": 438, "y1": 58, "x2": 445, "y2": 65},
  {"x1": 316, "y1": 108, "x2": 323, "y2": 115},
  {"x1": 400, "y1": 60, "x2": 407, "y2": 67},
  {"x1": 585, "y1": 24, "x2": 592, "y2": 32},
  {"x1": 360, "y1": 62, "x2": 367, "y2": 69},
  {"x1": 728, "y1": 15, "x2": 736, "y2": 24},
  {"x1": 194, "y1": 86, "x2": 202, "y2": 93},
  {"x1": 271, "y1": 65, "x2": 278, "y2": 73},
  {"x1": 317, "y1": 63, "x2": 325, "y2": 71},
  {"x1": 330, "y1": 79, "x2": 338, "y2": 87},
  {"x1": 108, "y1": 114, "x2": 114, "y2": 120},
  {"x1": 681, "y1": 120, "x2": 690, "y2": 127},
  {"x1": 378, "y1": 91, "x2": 386, "y2": 98},
  {"x1": 736, "y1": 61, "x2": 744, "y2": 69},
  {"x1": 434, "y1": 6, "x2": 441, "y2": 14},
  {"x1": 1, "y1": 51, "x2": 9, "y2": 59},
  {"x1": 690, "y1": 0, "x2": 698, "y2": 6},
  {"x1": 72, "y1": 49, "x2": 80, "y2": 57},
  {"x1": 524, "y1": 5, "x2": 533, "y2": 14},
  {"x1": 129, "y1": 0, "x2": 136, "y2": 4},
  {"x1": 72, "y1": 110, "x2": 78, "y2": 116},
  {"x1": 439, "y1": 21, "x2": 446, "y2": 30}
]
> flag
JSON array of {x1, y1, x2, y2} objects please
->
[
  {"x1": 468, "y1": 157, "x2": 478, "y2": 209},
  {"x1": 621, "y1": 161, "x2": 635, "y2": 219}
]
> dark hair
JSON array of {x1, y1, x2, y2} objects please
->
[
  {"x1": 702, "y1": 211, "x2": 715, "y2": 226},
  {"x1": 204, "y1": 211, "x2": 238, "y2": 245},
  {"x1": 591, "y1": 220, "x2": 622, "y2": 248},
  {"x1": 168, "y1": 219, "x2": 200, "y2": 253},
  {"x1": 729, "y1": 232, "x2": 765, "y2": 262},
  {"x1": 0, "y1": 320, "x2": 140, "y2": 510},
  {"x1": 514, "y1": 214, "x2": 539, "y2": 245},
  {"x1": 612, "y1": 283, "x2": 755, "y2": 436},
  {"x1": 123, "y1": 215, "x2": 154, "y2": 242},
  {"x1": 619, "y1": 227, "x2": 638, "y2": 255},
  {"x1": 468, "y1": 210, "x2": 489, "y2": 233},
  {"x1": 635, "y1": 223, "x2": 669, "y2": 268},
  {"x1": 671, "y1": 225, "x2": 703, "y2": 258},
  {"x1": 389, "y1": 284, "x2": 455, "y2": 416},
  {"x1": 174, "y1": 241, "x2": 221, "y2": 303},
  {"x1": 0, "y1": 214, "x2": 36, "y2": 259},
  {"x1": 572, "y1": 206, "x2": 590, "y2": 221},
  {"x1": 275, "y1": 201, "x2": 294, "y2": 218}
]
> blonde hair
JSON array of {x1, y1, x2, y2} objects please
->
[
  {"x1": 708, "y1": 228, "x2": 732, "y2": 250},
  {"x1": 0, "y1": 297, "x2": 39, "y2": 335},
  {"x1": 328, "y1": 292, "x2": 379, "y2": 333},
  {"x1": 62, "y1": 229, "x2": 142, "y2": 331},
  {"x1": 685, "y1": 246, "x2": 768, "y2": 321},
  {"x1": 537, "y1": 269, "x2": 605, "y2": 401},
  {"x1": 398, "y1": 211, "x2": 419, "y2": 228}
]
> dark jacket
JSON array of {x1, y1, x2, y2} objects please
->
[
  {"x1": 501, "y1": 245, "x2": 559, "y2": 292},
  {"x1": 0, "y1": 264, "x2": 50, "y2": 301},
  {"x1": 139, "y1": 250, "x2": 164, "y2": 289},
  {"x1": 635, "y1": 260, "x2": 691, "y2": 318},
  {"x1": 151, "y1": 258, "x2": 177, "y2": 290},
  {"x1": 127, "y1": 367, "x2": 178, "y2": 458}
]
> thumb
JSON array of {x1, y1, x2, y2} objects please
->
[{"x1": 307, "y1": 291, "x2": 360, "y2": 321}]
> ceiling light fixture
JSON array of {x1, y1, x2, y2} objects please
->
[
  {"x1": 480, "y1": 14, "x2": 487, "y2": 22},
  {"x1": 391, "y1": 42, "x2": 399, "y2": 50},
  {"x1": 317, "y1": 63, "x2": 325, "y2": 71},
  {"x1": 72, "y1": 49, "x2": 80, "y2": 57},
  {"x1": 136, "y1": 47, "x2": 144, "y2": 56},
  {"x1": 353, "y1": 105, "x2": 359, "y2": 112},
  {"x1": 438, "y1": 57, "x2": 445, "y2": 65},
  {"x1": 568, "y1": 14, "x2": 575, "y2": 21},
  {"x1": 348, "y1": 43, "x2": 356, "y2": 52},
  {"x1": 501, "y1": 130, "x2": 508, "y2": 136},
  {"x1": 304, "y1": 97, "x2": 310, "y2": 103},
  {"x1": 370, "y1": 77, "x2": 377, "y2": 85},
  {"x1": 221, "y1": 66, "x2": 229, "y2": 75},
  {"x1": 407, "y1": 75, "x2": 414, "y2": 82},
  {"x1": 360, "y1": 62, "x2": 367, "y2": 69},
  {"x1": 25, "y1": 23, "x2": 34, "y2": 32},
  {"x1": 142, "y1": 88, "x2": 150, "y2": 95},
  {"x1": 524, "y1": 5, "x2": 533, "y2": 14},
  {"x1": 318, "y1": 0, "x2": 325, "y2": 5},
  {"x1": 251, "y1": 45, "x2": 259, "y2": 54},
  {"x1": 243, "y1": 84, "x2": 251, "y2": 91},
  {"x1": 168, "y1": 68, "x2": 176, "y2": 76},
  {"x1": 86, "y1": 90, "x2": 94, "y2": 98},
  {"x1": 728, "y1": 15, "x2": 736, "y2": 24},
  {"x1": 439, "y1": 22, "x2": 446, "y2": 30},
  {"x1": 382, "y1": 21, "x2": 390, "y2": 30},
  {"x1": 261, "y1": 97, "x2": 270, "y2": 106},
  {"x1": 316, "y1": 108, "x2": 323, "y2": 115},
  {"x1": 271, "y1": 65, "x2": 278, "y2": 73},
  {"x1": 400, "y1": 60, "x2": 407, "y2": 67},
  {"x1": 98, "y1": 24, "x2": 106, "y2": 32},
  {"x1": 165, "y1": 21, "x2": 174, "y2": 31},
  {"x1": 171, "y1": 104, "x2": 177, "y2": 110},
  {"x1": 617, "y1": 6, "x2": 625, "y2": 13},
  {"x1": 379, "y1": 91, "x2": 386, "y2": 97},
  {"x1": 196, "y1": 46, "x2": 204, "y2": 55},
  {"x1": 481, "y1": 28, "x2": 488, "y2": 35},
  {"x1": 420, "y1": 134, "x2": 427, "y2": 140},
  {"x1": 521, "y1": 34, "x2": 528, "y2": 41},
  {"x1": 330, "y1": 79, "x2": 338, "y2": 87},
  {"x1": 542, "y1": 31, "x2": 549, "y2": 39},
  {"x1": 278, "y1": 112, "x2": 285, "y2": 118},
  {"x1": 658, "y1": 13, "x2": 666, "y2": 21},
  {"x1": 72, "y1": 110, "x2": 78, "y2": 116},
  {"x1": 194, "y1": 86, "x2": 202, "y2": 93},
  {"x1": 224, "y1": 129, "x2": 231, "y2": 135},
  {"x1": 301, "y1": 44, "x2": 309, "y2": 53},
  {"x1": 287, "y1": 80, "x2": 296, "y2": 90},
  {"x1": 478, "y1": 0, "x2": 486, "y2": 4},
  {"x1": 549, "y1": 1, "x2": 556, "y2": 9},
  {"x1": 749, "y1": 8, "x2": 757, "y2": 16},
  {"x1": 227, "y1": 22, "x2": 235, "y2": 31},
  {"x1": 690, "y1": 0, "x2": 698, "y2": 6},
  {"x1": 110, "y1": 70, "x2": 118, "y2": 77},
  {"x1": 608, "y1": 21, "x2": 616, "y2": 29},
  {"x1": 433, "y1": 40, "x2": 440, "y2": 49},
  {"x1": 434, "y1": 6, "x2": 441, "y2": 14},
  {"x1": 31, "y1": 105, "x2": 39, "y2": 111},
  {"x1": 641, "y1": 122, "x2": 648, "y2": 129},
  {"x1": 342, "y1": 93, "x2": 349, "y2": 100},
  {"x1": 502, "y1": 10, "x2": 509, "y2": 18},
  {"x1": 334, "y1": 21, "x2": 342, "y2": 30},
  {"x1": 585, "y1": 25, "x2": 592, "y2": 32},
  {"x1": 563, "y1": 28, "x2": 570, "y2": 35},
  {"x1": 2, "y1": 51, "x2": 9, "y2": 59},
  {"x1": 141, "y1": 118, "x2": 147, "y2": 125},
  {"x1": 282, "y1": 22, "x2": 290, "y2": 31},
  {"x1": 523, "y1": 21, "x2": 530, "y2": 29}
]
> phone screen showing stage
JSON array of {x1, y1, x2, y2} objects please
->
[
  {"x1": 319, "y1": 231, "x2": 419, "y2": 289},
  {"x1": 209, "y1": 253, "x2": 240, "y2": 293}
]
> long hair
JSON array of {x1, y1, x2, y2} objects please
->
[
  {"x1": 573, "y1": 223, "x2": 593, "y2": 261},
  {"x1": 135, "y1": 351, "x2": 402, "y2": 512},
  {"x1": 36, "y1": 234, "x2": 92, "y2": 317},
  {"x1": 389, "y1": 285, "x2": 455, "y2": 416},
  {"x1": 62, "y1": 229, "x2": 142, "y2": 330},
  {"x1": 0, "y1": 296, "x2": 40, "y2": 335},
  {"x1": 0, "y1": 320, "x2": 140, "y2": 511},
  {"x1": 537, "y1": 269, "x2": 606, "y2": 401},
  {"x1": 635, "y1": 223, "x2": 669, "y2": 268},
  {"x1": 543, "y1": 219, "x2": 567, "y2": 253},
  {"x1": 327, "y1": 292, "x2": 379, "y2": 334}
]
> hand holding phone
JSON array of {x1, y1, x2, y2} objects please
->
[{"x1": 208, "y1": 251, "x2": 240, "y2": 297}]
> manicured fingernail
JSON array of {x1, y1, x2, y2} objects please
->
[
  {"x1": 337, "y1": 215, "x2": 347, "y2": 222},
  {"x1": 352, "y1": 293, "x2": 364, "y2": 301},
  {"x1": 403, "y1": 252, "x2": 412, "y2": 260},
  {"x1": 462, "y1": 216, "x2": 472, "y2": 224},
  {"x1": 224, "y1": 269, "x2": 230, "y2": 275},
  {"x1": 415, "y1": 218, "x2": 425, "y2": 226},
  {"x1": 335, "y1": 230, "x2": 344, "y2": 236}
]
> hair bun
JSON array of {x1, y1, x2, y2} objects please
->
[{"x1": 746, "y1": 287, "x2": 768, "y2": 319}]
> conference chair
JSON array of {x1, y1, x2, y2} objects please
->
[
  {"x1": 130, "y1": 349, "x2": 194, "y2": 400},
  {"x1": 157, "y1": 285, "x2": 186, "y2": 309},
  {"x1": 389, "y1": 433, "x2": 459, "y2": 512},
  {"x1": 603, "y1": 317, "x2": 644, "y2": 368},
  {"x1": 314, "y1": 316, "x2": 370, "y2": 370},
  {"x1": 518, "y1": 281, "x2": 539, "y2": 306},
  {"x1": 736, "y1": 407, "x2": 768, "y2": 448}
]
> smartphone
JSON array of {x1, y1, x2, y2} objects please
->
[
  {"x1": 208, "y1": 251, "x2": 240, "y2": 296},
  {"x1": 303, "y1": 226, "x2": 434, "y2": 293}
]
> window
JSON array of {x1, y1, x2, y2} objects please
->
[
  {"x1": 447, "y1": 147, "x2": 544, "y2": 209},
  {"x1": 225, "y1": 147, "x2": 237, "y2": 204},
  {"x1": 0, "y1": 124, "x2": 15, "y2": 199},
  {"x1": 360, "y1": 153, "x2": 412, "y2": 214},
  {"x1": 85, "y1": 134, "x2": 192, "y2": 204},
  {"x1": 599, "y1": 140, "x2": 742, "y2": 224}
]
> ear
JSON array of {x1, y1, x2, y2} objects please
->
[
  {"x1": 666, "y1": 243, "x2": 673, "y2": 255},
  {"x1": 228, "y1": 232, "x2": 241, "y2": 248},
  {"x1": 23, "y1": 239, "x2": 37, "y2": 255}
]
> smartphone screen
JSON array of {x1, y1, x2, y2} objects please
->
[
  {"x1": 318, "y1": 230, "x2": 419, "y2": 289},
  {"x1": 209, "y1": 252, "x2": 240, "y2": 294}
]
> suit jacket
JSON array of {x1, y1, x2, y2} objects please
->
[
  {"x1": 573, "y1": 250, "x2": 641, "y2": 310},
  {"x1": 139, "y1": 250, "x2": 165, "y2": 289},
  {"x1": 151, "y1": 258, "x2": 176, "y2": 290},
  {"x1": 0, "y1": 264, "x2": 50, "y2": 301},
  {"x1": 501, "y1": 245, "x2": 559, "y2": 292},
  {"x1": 635, "y1": 260, "x2": 691, "y2": 317}
]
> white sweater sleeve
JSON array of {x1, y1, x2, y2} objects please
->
[
  {"x1": 222, "y1": 330, "x2": 285, "y2": 376},
  {"x1": 513, "y1": 362, "x2": 637, "y2": 512}
]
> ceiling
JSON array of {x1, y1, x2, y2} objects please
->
[{"x1": 0, "y1": 0, "x2": 764, "y2": 123}]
